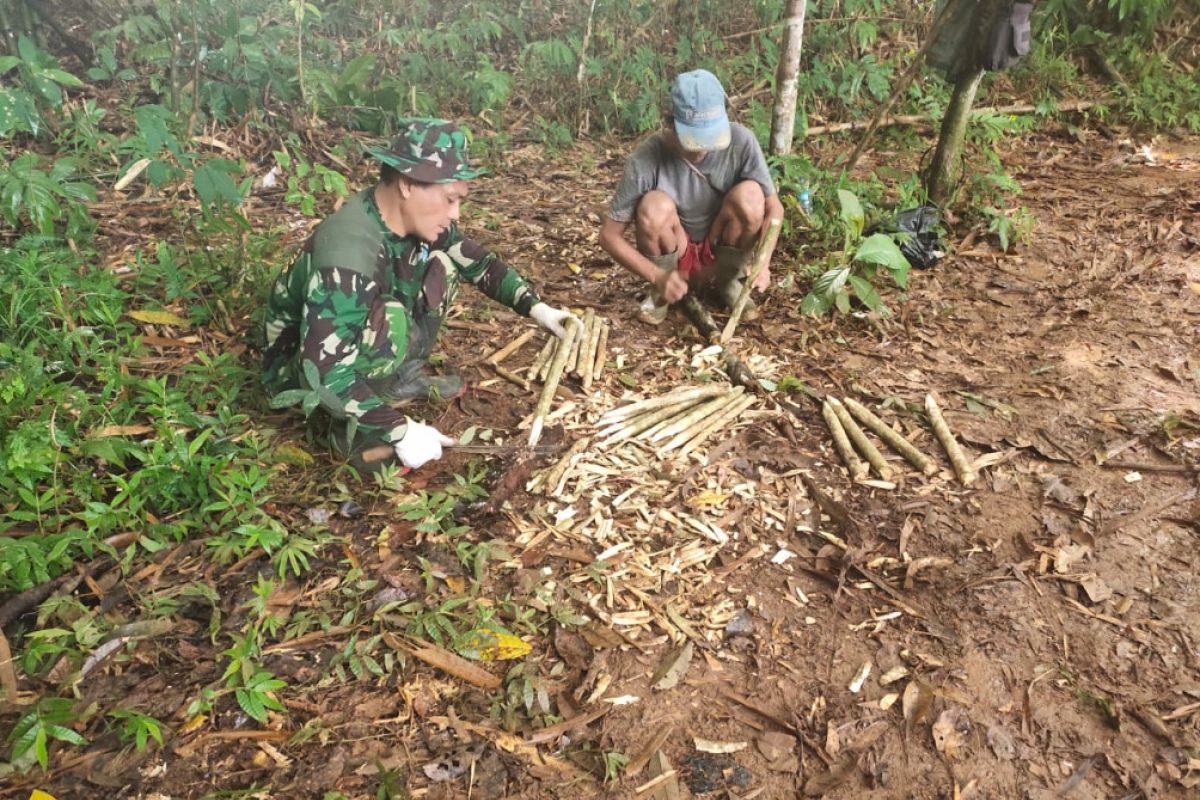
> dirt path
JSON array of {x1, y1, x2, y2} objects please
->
[{"x1": 15, "y1": 130, "x2": 1198, "y2": 800}]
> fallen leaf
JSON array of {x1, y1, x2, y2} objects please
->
[
  {"x1": 756, "y1": 731, "x2": 796, "y2": 762},
  {"x1": 846, "y1": 719, "x2": 889, "y2": 752},
  {"x1": 647, "y1": 750, "x2": 681, "y2": 800},
  {"x1": 902, "y1": 680, "x2": 934, "y2": 731},
  {"x1": 802, "y1": 754, "x2": 856, "y2": 796},
  {"x1": 129, "y1": 309, "x2": 189, "y2": 327},
  {"x1": 1078, "y1": 574, "x2": 1114, "y2": 603},
  {"x1": 455, "y1": 628, "x2": 532, "y2": 661},
  {"x1": 932, "y1": 706, "x2": 970, "y2": 759},
  {"x1": 93, "y1": 424, "x2": 154, "y2": 438},
  {"x1": 650, "y1": 641, "x2": 693, "y2": 691}
]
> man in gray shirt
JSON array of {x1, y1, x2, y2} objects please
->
[{"x1": 599, "y1": 69, "x2": 784, "y2": 324}]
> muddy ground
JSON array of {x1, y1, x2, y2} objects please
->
[{"x1": 8, "y1": 127, "x2": 1199, "y2": 799}]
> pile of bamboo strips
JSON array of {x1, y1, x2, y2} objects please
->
[
  {"x1": 821, "y1": 394, "x2": 975, "y2": 485},
  {"x1": 527, "y1": 309, "x2": 609, "y2": 391},
  {"x1": 596, "y1": 385, "x2": 755, "y2": 458}
]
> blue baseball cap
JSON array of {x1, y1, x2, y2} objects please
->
[{"x1": 670, "y1": 69, "x2": 731, "y2": 152}]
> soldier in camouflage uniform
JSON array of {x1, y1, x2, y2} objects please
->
[{"x1": 263, "y1": 118, "x2": 574, "y2": 470}]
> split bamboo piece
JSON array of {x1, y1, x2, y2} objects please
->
[
  {"x1": 529, "y1": 320, "x2": 580, "y2": 447},
  {"x1": 536, "y1": 337, "x2": 557, "y2": 382},
  {"x1": 598, "y1": 385, "x2": 728, "y2": 425},
  {"x1": 575, "y1": 308, "x2": 596, "y2": 379},
  {"x1": 658, "y1": 389, "x2": 746, "y2": 452},
  {"x1": 842, "y1": 397, "x2": 937, "y2": 475},
  {"x1": 541, "y1": 437, "x2": 590, "y2": 496},
  {"x1": 721, "y1": 216, "x2": 782, "y2": 344},
  {"x1": 580, "y1": 315, "x2": 603, "y2": 390},
  {"x1": 636, "y1": 405, "x2": 701, "y2": 441},
  {"x1": 823, "y1": 400, "x2": 869, "y2": 481},
  {"x1": 527, "y1": 337, "x2": 555, "y2": 382},
  {"x1": 591, "y1": 321, "x2": 609, "y2": 384},
  {"x1": 828, "y1": 397, "x2": 892, "y2": 480},
  {"x1": 492, "y1": 363, "x2": 527, "y2": 389},
  {"x1": 649, "y1": 390, "x2": 742, "y2": 443},
  {"x1": 924, "y1": 393, "x2": 976, "y2": 485},
  {"x1": 486, "y1": 328, "x2": 536, "y2": 365},
  {"x1": 676, "y1": 393, "x2": 757, "y2": 457}
]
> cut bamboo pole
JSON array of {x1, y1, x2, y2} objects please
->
[
  {"x1": 637, "y1": 403, "x2": 708, "y2": 441},
  {"x1": 591, "y1": 321, "x2": 609, "y2": 383},
  {"x1": 598, "y1": 385, "x2": 728, "y2": 425},
  {"x1": 580, "y1": 314, "x2": 603, "y2": 391},
  {"x1": 924, "y1": 393, "x2": 976, "y2": 485},
  {"x1": 649, "y1": 390, "x2": 742, "y2": 443},
  {"x1": 565, "y1": 316, "x2": 585, "y2": 375},
  {"x1": 493, "y1": 363, "x2": 528, "y2": 390},
  {"x1": 576, "y1": 308, "x2": 596, "y2": 379},
  {"x1": 721, "y1": 217, "x2": 782, "y2": 344},
  {"x1": 487, "y1": 328, "x2": 536, "y2": 365},
  {"x1": 843, "y1": 397, "x2": 936, "y2": 475},
  {"x1": 657, "y1": 389, "x2": 745, "y2": 451},
  {"x1": 536, "y1": 337, "x2": 558, "y2": 382},
  {"x1": 529, "y1": 320, "x2": 580, "y2": 447},
  {"x1": 828, "y1": 397, "x2": 892, "y2": 480},
  {"x1": 676, "y1": 393, "x2": 757, "y2": 457},
  {"x1": 823, "y1": 400, "x2": 869, "y2": 481},
  {"x1": 599, "y1": 399, "x2": 700, "y2": 446},
  {"x1": 526, "y1": 338, "x2": 554, "y2": 383}
]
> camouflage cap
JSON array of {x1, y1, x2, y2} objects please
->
[{"x1": 366, "y1": 118, "x2": 485, "y2": 183}]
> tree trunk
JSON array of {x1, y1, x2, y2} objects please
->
[
  {"x1": 924, "y1": 66, "x2": 984, "y2": 205},
  {"x1": 768, "y1": 0, "x2": 808, "y2": 156}
]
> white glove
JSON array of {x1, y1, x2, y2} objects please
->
[
  {"x1": 394, "y1": 419, "x2": 455, "y2": 470},
  {"x1": 530, "y1": 302, "x2": 576, "y2": 340}
]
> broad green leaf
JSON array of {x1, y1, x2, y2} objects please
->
[
  {"x1": 834, "y1": 288, "x2": 852, "y2": 314},
  {"x1": 837, "y1": 189, "x2": 865, "y2": 239},
  {"x1": 43, "y1": 69, "x2": 83, "y2": 88},
  {"x1": 811, "y1": 266, "x2": 850, "y2": 298},
  {"x1": 848, "y1": 275, "x2": 882, "y2": 311},
  {"x1": 800, "y1": 292, "x2": 831, "y2": 316},
  {"x1": 0, "y1": 56, "x2": 19, "y2": 75},
  {"x1": 854, "y1": 233, "x2": 909, "y2": 271},
  {"x1": 269, "y1": 389, "x2": 311, "y2": 409}
]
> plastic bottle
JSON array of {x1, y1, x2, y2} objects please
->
[{"x1": 797, "y1": 179, "x2": 813, "y2": 216}]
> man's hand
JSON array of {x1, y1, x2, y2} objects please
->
[
  {"x1": 654, "y1": 269, "x2": 689, "y2": 303},
  {"x1": 394, "y1": 419, "x2": 455, "y2": 469},
  {"x1": 530, "y1": 303, "x2": 576, "y2": 339},
  {"x1": 751, "y1": 263, "x2": 771, "y2": 292}
]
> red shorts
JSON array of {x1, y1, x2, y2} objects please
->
[{"x1": 677, "y1": 238, "x2": 715, "y2": 278}]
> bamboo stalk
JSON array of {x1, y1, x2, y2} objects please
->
[
  {"x1": 565, "y1": 315, "x2": 585, "y2": 375},
  {"x1": 649, "y1": 390, "x2": 742, "y2": 443},
  {"x1": 658, "y1": 390, "x2": 747, "y2": 452},
  {"x1": 580, "y1": 314, "x2": 603, "y2": 390},
  {"x1": 487, "y1": 328, "x2": 536, "y2": 366},
  {"x1": 823, "y1": 400, "x2": 868, "y2": 481},
  {"x1": 721, "y1": 217, "x2": 782, "y2": 343},
  {"x1": 843, "y1": 397, "x2": 936, "y2": 475},
  {"x1": 528, "y1": 337, "x2": 554, "y2": 382},
  {"x1": 637, "y1": 404, "x2": 706, "y2": 441},
  {"x1": 493, "y1": 363, "x2": 528, "y2": 390},
  {"x1": 598, "y1": 385, "x2": 729, "y2": 425},
  {"x1": 828, "y1": 398, "x2": 892, "y2": 480},
  {"x1": 538, "y1": 337, "x2": 559, "y2": 382},
  {"x1": 676, "y1": 393, "x2": 757, "y2": 457},
  {"x1": 599, "y1": 399, "x2": 702, "y2": 446},
  {"x1": 575, "y1": 308, "x2": 596, "y2": 379},
  {"x1": 529, "y1": 320, "x2": 580, "y2": 447},
  {"x1": 591, "y1": 321, "x2": 609, "y2": 383},
  {"x1": 924, "y1": 393, "x2": 976, "y2": 485}
]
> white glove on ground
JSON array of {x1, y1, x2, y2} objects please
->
[
  {"x1": 394, "y1": 419, "x2": 455, "y2": 469},
  {"x1": 530, "y1": 302, "x2": 576, "y2": 339}
]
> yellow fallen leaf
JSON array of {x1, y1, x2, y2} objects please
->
[
  {"x1": 94, "y1": 424, "x2": 154, "y2": 438},
  {"x1": 1189, "y1": 282, "x2": 1200, "y2": 297},
  {"x1": 30, "y1": 791, "x2": 58, "y2": 800},
  {"x1": 178, "y1": 713, "x2": 208, "y2": 734},
  {"x1": 456, "y1": 628, "x2": 532, "y2": 661},
  {"x1": 566, "y1": 262, "x2": 581, "y2": 274},
  {"x1": 688, "y1": 490, "x2": 729, "y2": 509},
  {"x1": 271, "y1": 444, "x2": 315, "y2": 466},
  {"x1": 589, "y1": 271, "x2": 607, "y2": 280},
  {"x1": 129, "y1": 310, "x2": 189, "y2": 327}
]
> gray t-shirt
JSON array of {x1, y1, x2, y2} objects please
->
[{"x1": 607, "y1": 123, "x2": 777, "y2": 242}]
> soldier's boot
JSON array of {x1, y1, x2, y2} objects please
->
[
  {"x1": 637, "y1": 252, "x2": 680, "y2": 326},
  {"x1": 380, "y1": 360, "x2": 465, "y2": 405},
  {"x1": 712, "y1": 245, "x2": 758, "y2": 321}
]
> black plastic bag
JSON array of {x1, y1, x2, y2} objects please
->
[{"x1": 868, "y1": 206, "x2": 945, "y2": 270}]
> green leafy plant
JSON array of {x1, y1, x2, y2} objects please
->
[
  {"x1": 0, "y1": 153, "x2": 96, "y2": 237},
  {"x1": 801, "y1": 190, "x2": 910, "y2": 316},
  {"x1": 7, "y1": 698, "x2": 88, "y2": 770},
  {"x1": 108, "y1": 709, "x2": 167, "y2": 751},
  {"x1": 0, "y1": 34, "x2": 83, "y2": 137}
]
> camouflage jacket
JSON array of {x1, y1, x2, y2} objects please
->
[{"x1": 263, "y1": 188, "x2": 540, "y2": 444}]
